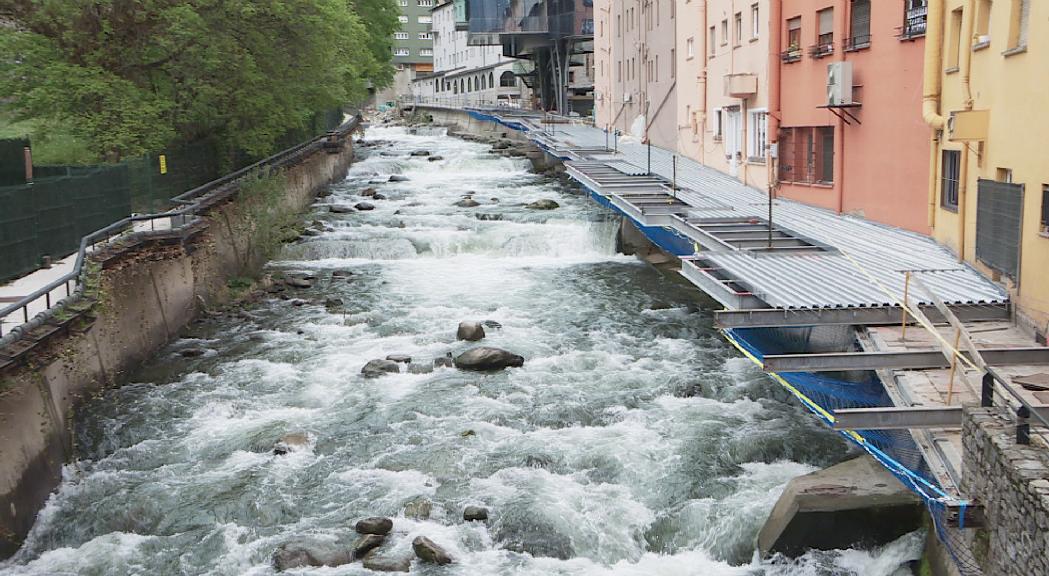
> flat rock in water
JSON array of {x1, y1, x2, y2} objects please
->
[
  {"x1": 412, "y1": 536, "x2": 453, "y2": 565},
  {"x1": 361, "y1": 360, "x2": 401, "y2": 378},
  {"x1": 410, "y1": 150, "x2": 431, "y2": 157},
  {"x1": 428, "y1": 156, "x2": 444, "y2": 162},
  {"x1": 386, "y1": 354, "x2": 412, "y2": 364},
  {"x1": 454, "y1": 347, "x2": 524, "y2": 371},
  {"x1": 329, "y1": 205, "x2": 355, "y2": 214},
  {"x1": 388, "y1": 175, "x2": 409, "y2": 182},
  {"x1": 457, "y1": 321, "x2": 486, "y2": 341},
  {"x1": 331, "y1": 270, "x2": 353, "y2": 278},
  {"x1": 362, "y1": 555, "x2": 412, "y2": 572},
  {"x1": 355, "y1": 202, "x2": 375, "y2": 211},
  {"x1": 454, "y1": 199, "x2": 480, "y2": 208},
  {"x1": 525, "y1": 199, "x2": 560, "y2": 210},
  {"x1": 355, "y1": 517, "x2": 394, "y2": 535},
  {"x1": 284, "y1": 277, "x2": 313, "y2": 289}
]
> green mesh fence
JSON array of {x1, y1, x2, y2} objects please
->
[{"x1": 0, "y1": 109, "x2": 344, "y2": 283}]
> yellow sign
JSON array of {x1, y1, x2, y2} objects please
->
[{"x1": 159, "y1": 154, "x2": 168, "y2": 175}]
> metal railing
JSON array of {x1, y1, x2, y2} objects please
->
[
  {"x1": 0, "y1": 114, "x2": 362, "y2": 346},
  {"x1": 981, "y1": 368, "x2": 1049, "y2": 445}
]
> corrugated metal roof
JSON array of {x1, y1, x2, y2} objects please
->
[{"x1": 529, "y1": 120, "x2": 1009, "y2": 310}]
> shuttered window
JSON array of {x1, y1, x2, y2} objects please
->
[
  {"x1": 849, "y1": 0, "x2": 871, "y2": 49},
  {"x1": 777, "y1": 127, "x2": 835, "y2": 184},
  {"x1": 818, "y1": 8, "x2": 834, "y2": 45}
]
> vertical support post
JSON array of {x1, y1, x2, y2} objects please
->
[
  {"x1": 981, "y1": 372, "x2": 994, "y2": 407},
  {"x1": 605, "y1": 127, "x2": 609, "y2": 151},
  {"x1": 1016, "y1": 405, "x2": 1031, "y2": 445},
  {"x1": 614, "y1": 130, "x2": 618, "y2": 153},
  {"x1": 946, "y1": 329, "x2": 962, "y2": 405},
  {"x1": 672, "y1": 155, "x2": 677, "y2": 198},
  {"x1": 768, "y1": 184, "x2": 774, "y2": 249},
  {"x1": 23, "y1": 146, "x2": 33, "y2": 183},
  {"x1": 647, "y1": 140, "x2": 652, "y2": 175},
  {"x1": 901, "y1": 271, "x2": 912, "y2": 341}
]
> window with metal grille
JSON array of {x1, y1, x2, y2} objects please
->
[
  {"x1": 777, "y1": 127, "x2": 834, "y2": 184},
  {"x1": 817, "y1": 127, "x2": 834, "y2": 183},
  {"x1": 941, "y1": 150, "x2": 960, "y2": 210},
  {"x1": 903, "y1": 0, "x2": 928, "y2": 38},
  {"x1": 848, "y1": 0, "x2": 871, "y2": 50},
  {"x1": 814, "y1": 8, "x2": 834, "y2": 57},
  {"x1": 976, "y1": 179, "x2": 1024, "y2": 278},
  {"x1": 1042, "y1": 185, "x2": 1049, "y2": 235}
]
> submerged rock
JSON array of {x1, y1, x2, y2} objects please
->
[
  {"x1": 372, "y1": 193, "x2": 388, "y2": 200},
  {"x1": 463, "y1": 506, "x2": 489, "y2": 522},
  {"x1": 494, "y1": 513, "x2": 574, "y2": 560},
  {"x1": 360, "y1": 187, "x2": 378, "y2": 197},
  {"x1": 329, "y1": 204, "x2": 355, "y2": 214},
  {"x1": 408, "y1": 363, "x2": 434, "y2": 375},
  {"x1": 483, "y1": 320, "x2": 503, "y2": 330},
  {"x1": 454, "y1": 347, "x2": 524, "y2": 371},
  {"x1": 454, "y1": 198, "x2": 480, "y2": 208},
  {"x1": 410, "y1": 150, "x2": 431, "y2": 157},
  {"x1": 178, "y1": 347, "x2": 207, "y2": 358},
  {"x1": 404, "y1": 497, "x2": 433, "y2": 520},
  {"x1": 273, "y1": 432, "x2": 309, "y2": 455},
  {"x1": 362, "y1": 554, "x2": 412, "y2": 572},
  {"x1": 434, "y1": 356, "x2": 455, "y2": 369},
  {"x1": 428, "y1": 155, "x2": 444, "y2": 162},
  {"x1": 457, "y1": 321, "x2": 486, "y2": 341},
  {"x1": 525, "y1": 199, "x2": 560, "y2": 210},
  {"x1": 272, "y1": 543, "x2": 323, "y2": 571},
  {"x1": 356, "y1": 517, "x2": 394, "y2": 535},
  {"x1": 361, "y1": 360, "x2": 400, "y2": 378},
  {"x1": 386, "y1": 354, "x2": 412, "y2": 364},
  {"x1": 355, "y1": 202, "x2": 376, "y2": 211},
  {"x1": 388, "y1": 174, "x2": 409, "y2": 182},
  {"x1": 412, "y1": 536, "x2": 453, "y2": 565},
  {"x1": 332, "y1": 269, "x2": 353, "y2": 278},
  {"x1": 284, "y1": 276, "x2": 313, "y2": 289}
]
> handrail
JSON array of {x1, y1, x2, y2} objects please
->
[{"x1": 0, "y1": 114, "x2": 362, "y2": 345}]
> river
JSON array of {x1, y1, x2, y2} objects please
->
[{"x1": 1, "y1": 126, "x2": 923, "y2": 575}]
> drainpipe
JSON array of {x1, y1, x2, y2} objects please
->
[
  {"x1": 698, "y1": 0, "x2": 709, "y2": 165},
  {"x1": 834, "y1": 0, "x2": 847, "y2": 214},
  {"x1": 922, "y1": 0, "x2": 946, "y2": 231},
  {"x1": 768, "y1": 0, "x2": 782, "y2": 197},
  {"x1": 956, "y1": 0, "x2": 976, "y2": 261}
]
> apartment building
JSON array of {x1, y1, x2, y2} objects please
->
[
  {"x1": 924, "y1": 0, "x2": 1048, "y2": 331},
  {"x1": 410, "y1": 0, "x2": 526, "y2": 107},
  {"x1": 596, "y1": 0, "x2": 678, "y2": 152},
  {"x1": 772, "y1": 0, "x2": 929, "y2": 234},
  {"x1": 376, "y1": 0, "x2": 435, "y2": 103}
]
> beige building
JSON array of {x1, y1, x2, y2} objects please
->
[{"x1": 595, "y1": 0, "x2": 678, "y2": 152}]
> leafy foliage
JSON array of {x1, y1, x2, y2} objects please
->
[{"x1": 0, "y1": 0, "x2": 398, "y2": 160}]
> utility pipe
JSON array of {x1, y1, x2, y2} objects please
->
[
  {"x1": 922, "y1": 0, "x2": 946, "y2": 230},
  {"x1": 957, "y1": 0, "x2": 976, "y2": 261},
  {"x1": 698, "y1": 0, "x2": 709, "y2": 166},
  {"x1": 834, "y1": 0, "x2": 847, "y2": 214},
  {"x1": 767, "y1": 0, "x2": 782, "y2": 197}
]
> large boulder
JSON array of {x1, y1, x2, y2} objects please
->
[
  {"x1": 463, "y1": 506, "x2": 489, "y2": 522},
  {"x1": 355, "y1": 517, "x2": 394, "y2": 535},
  {"x1": 353, "y1": 534, "x2": 385, "y2": 559},
  {"x1": 454, "y1": 347, "x2": 524, "y2": 371},
  {"x1": 457, "y1": 321, "x2": 486, "y2": 341},
  {"x1": 525, "y1": 199, "x2": 560, "y2": 210},
  {"x1": 412, "y1": 536, "x2": 453, "y2": 565},
  {"x1": 362, "y1": 555, "x2": 412, "y2": 573},
  {"x1": 362, "y1": 360, "x2": 401, "y2": 378},
  {"x1": 272, "y1": 544, "x2": 323, "y2": 571}
]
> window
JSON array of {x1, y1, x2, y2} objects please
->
[
  {"x1": 1041, "y1": 185, "x2": 1049, "y2": 235},
  {"x1": 399, "y1": 0, "x2": 407, "y2": 5},
  {"x1": 671, "y1": 48, "x2": 676, "y2": 77},
  {"x1": 655, "y1": 54, "x2": 659, "y2": 82},
  {"x1": 948, "y1": 8, "x2": 963, "y2": 69},
  {"x1": 713, "y1": 109, "x2": 723, "y2": 141},
  {"x1": 617, "y1": 14, "x2": 621, "y2": 37},
  {"x1": 749, "y1": 111, "x2": 768, "y2": 161},
  {"x1": 778, "y1": 127, "x2": 835, "y2": 184},
  {"x1": 394, "y1": 48, "x2": 410, "y2": 56},
  {"x1": 734, "y1": 13, "x2": 742, "y2": 46},
  {"x1": 398, "y1": 15, "x2": 408, "y2": 23},
  {"x1": 976, "y1": 0, "x2": 993, "y2": 42},
  {"x1": 709, "y1": 26, "x2": 717, "y2": 57},
  {"x1": 687, "y1": 37, "x2": 695, "y2": 59},
  {"x1": 903, "y1": 0, "x2": 928, "y2": 38},
  {"x1": 815, "y1": 8, "x2": 834, "y2": 56},
  {"x1": 785, "y1": 17, "x2": 802, "y2": 61},
  {"x1": 418, "y1": 16, "x2": 432, "y2": 24},
  {"x1": 751, "y1": 4, "x2": 760, "y2": 39},
  {"x1": 418, "y1": 32, "x2": 433, "y2": 40},
  {"x1": 721, "y1": 19, "x2": 729, "y2": 45},
  {"x1": 848, "y1": 0, "x2": 871, "y2": 50},
  {"x1": 394, "y1": 32, "x2": 409, "y2": 40},
  {"x1": 1007, "y1": 0, "x2": 1030, "y2": 50},
  {"x1": 417, "y1": 0, "x2": 433, "y2": 5},
  {"x1": 500, "y1": 71, "x2": 515, "y2": 87},
  {"x1": 420, "y1": 48, "x2": 432, "y2": 56},
  {"x1": 941, "y1": 150, "x2": 961, "y2": 210},
  {"x1": 490, "y1": 72, "x2": 494, "y2": 88}
]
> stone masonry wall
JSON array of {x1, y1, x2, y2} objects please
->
[{"x1": 961, "y1": 407, "x2": 1049, "y2": 576}]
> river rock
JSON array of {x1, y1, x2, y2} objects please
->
[
  {"x1": 355, "y1": 202, "x2": 375, "y2": 211},
  {"x1": 386, "y1": 354, "x2": 412, "y2": 364},
  {"x1": 361, "y1": 187, "x2": 378, "y2": 197},
  {"x1": 411, "y1": 150, "x2": 431, "y2": 157},
  {"x1": 525, "y1": 199, "x2": 560, "y2": 210},
  {"x1": 408, "y1": 363, "x2": 434, "y2": 375},
  {"x1": 362, "y1": 555, "x2": 412, "y2": 572},
  {"x1": 476, "y1": 213, "x2": 503, "y2": 221},
  {"x1": 330, "y1": 204, "x2": 355, "y2": 214},
  {"x1": 495, "y1": 512, "x2": 573, "y2": 559},
  {"x1": 434, "y1": 356, "x2": 455, "y2": 369},
  {"x1": 457, "y1": 321, "x2": 486, "y2": 341},
  {"x1": 388, "y1": 174, "x2": 410, "y2": 182},
  {"x1": 412, "y1": 536, "x2": 453, "y2": 565},
  {"x1": 483, "y1": 320, "x2": 503, "y2": 330},
  {"x1": 272, "y1": 543, "x2": 323, "y2": 570},
  {"x1": 361, "y1": 360, "x2": 401, "y2": 378},
  {"x1": 454, "y1": 347, "x2": 524, "y2": 371},
  {"x1": 372, "y1": 193, "x2": 387, "y2": 200},
  {"x1": 179, "y1": 347, "x2": 207, "y2": 358},
  {"x1": 273, "y1": 432, "x2": 310, "y2": 455},
  {"x1": 356, "y1": 517, "x2": 394, "y2": 535},
  {"x1": 404, "y1": 498, "x2": 433, "y2": 520},
  {"x1": 353, "y1": 534, "x2": 385, "y2": 559},
  {"x1": 454, "y1": 198, "x2": 480, "y2": 208},
  {"x1": 285, "y1": 276, "x2": 313, "y2": 289},
  {"x1": 332, "y1": 269, "x2": 353, "y2": 278},
  {"x1": 428, "y1": 155, "x2": 444, "y2": 162},
  {"x1": 324, "y1": 297, "x2": 343, "y2": 309},
  {"x1": 463, "y1": 506, "x2": 489, "y2": 521}
]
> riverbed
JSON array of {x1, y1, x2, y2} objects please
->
[{"x1": 1, "y1": 126, "x2": 923, "y2": 575}]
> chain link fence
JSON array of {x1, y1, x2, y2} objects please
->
[{"x1": 0, "y1": 110, "x2": 344, "y2": 283}]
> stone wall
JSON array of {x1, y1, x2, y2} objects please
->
[
  {"x1": 0, "y1": 139, "x2": 356, "y2": 558},
  {"x1": 961, "y1": 407, "x2": 1049, "y2": 576}
]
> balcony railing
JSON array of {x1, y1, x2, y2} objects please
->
[
  {"x1": 809, "y1": 41, "x2": 834, "y2": 59},
  {"x1": 843, "y1": 34, "x2": 871, "y2": 51},
  {"x1": 781, "y1": 49, "x2": 802, "y2": 63},
  {"x1": 901, "y1": 5, "x2": 928, "y2": 39}
]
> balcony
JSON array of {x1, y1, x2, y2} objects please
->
[
  {"x1": 781, "y1": 49, "x2": 802, "y2": 63},
  {"x1": 900, "y1": 5, "x2": 927, "y2": 39},
  {"x1": 843, "y1": 34, "x2": 871, "y2": 52},
  {"x1": 810, "y1": 35, "x2": 834, "y2": 59},
  {"x1": 725, "y1": 73, "x2": 758, "y2": 97}
]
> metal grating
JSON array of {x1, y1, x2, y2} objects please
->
[{"x1": 975, "y1": 179, "x2": 1024, "y2": 279}]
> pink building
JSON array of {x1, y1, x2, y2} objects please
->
[{"x1": 773, "y1": 0, "x2": 930, "y2": 234}]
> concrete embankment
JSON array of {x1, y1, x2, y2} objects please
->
[{"x1": 0, "y1": 136, "x2": 356, "y2": 557}]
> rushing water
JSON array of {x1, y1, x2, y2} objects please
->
[{"x1": 2, "y1": 127, "x2": 924, "y2": 575}]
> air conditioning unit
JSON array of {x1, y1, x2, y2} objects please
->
[
  {"x1": 827, "y1": 61, "x2": 853, "y2": 106},
  {"x1": 623, "y1": 92, "x2": 632, "y2": 103}
]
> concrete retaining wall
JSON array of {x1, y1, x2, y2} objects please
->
[
  {"x1": 962, "y1": 407, "x2": 1049, "y2": 576},
  {"x1": 0, "y1": 140, "x2": 355, "y2": 557}
]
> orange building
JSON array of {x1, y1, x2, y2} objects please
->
[{"x1": 772, "y1": 0, "x2": 931, "y2": 234}]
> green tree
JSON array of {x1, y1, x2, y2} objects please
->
[{"x1": 0, "y1": 0, "x2": 398, "y2": 161}]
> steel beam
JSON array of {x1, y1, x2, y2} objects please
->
[
  {"x1": 716, "y1": 304, "x2": 1010, "y2": 328},
  {"x1": 762, "y1": 347, "x2": 1049, "y2": 372},
  {"x1": 831, "y1": 405, "x2": 1049, "y2": 430}
]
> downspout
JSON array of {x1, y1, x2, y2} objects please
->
[
  {"x1": 768, "y1": 0, "x2": 782, "y2": 197},
  {"x1": 957, "y1": 0, "x2": 976, "y2": 261},
  {"x1": 834, "y1": 0, "x2": 847, "y2": 214},
  {"x1": 698, "y1": 0, "x2": 709, "y2": 165},
  {"x1": 922, "y1": 0, "x2": 946, "y2": 231}
]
